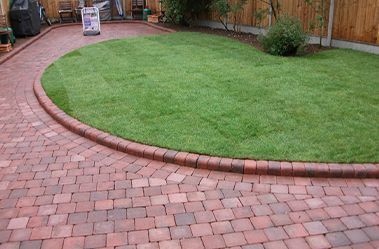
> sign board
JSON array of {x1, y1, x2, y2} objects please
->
[{"x1": 81, "y1": 7, "x2": 101, "y2": 36}]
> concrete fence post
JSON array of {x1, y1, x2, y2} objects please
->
[
  {"x1": 267, "y1": 0, "x2": 273, "y2": 27},
  {"x1": 326, "y1": 0, "x2": 335, "y2": 47}
]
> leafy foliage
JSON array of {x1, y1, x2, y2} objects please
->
[
  {"x1": 260, "y1": 16, "x2": 307, "y2": 56},
  {"x1": 304, "y1": 0, "x2": 327, "y2": 47},
  {"x1": 253, "y1": 0, "x2": 327, "y2": 48},
  {"x1": 253, "y1": 8, "x2": 269, "y2": 28},
  {"x1": 254, "y1": 0, "x2": 281, "y2": 22},
  {"x1": 211, "y1": 0, "x2": 247, "y2": 31},
  {"x1": 161, "y1": 0, "x2": 247, "y2": 31},
  {"x1": 161, "y1": 0, "x2": 212, "y2": 25}
]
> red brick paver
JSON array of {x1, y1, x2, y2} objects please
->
[{"x1": 0, "y1": 23, "x2": 378, "y2": 249}]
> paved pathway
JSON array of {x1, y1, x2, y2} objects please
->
[{"x1": 0, "y1": 23, "x2": 378, "y2": 249}]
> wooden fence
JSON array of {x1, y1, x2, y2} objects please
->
[
  {"x1": 37, "y1": 0, "x2": 161, "y2": 20},
  {"x1": 208, "y1": 0, "x2": 330, "y2": 37},
  {"x1": 1, "y1": 0, "x2": 378, "y2": 45},
  {"x1": 332, "y1": 0, "x2": 378, "y2": 44},
  {"x1": 0, "y1": 0, "x2": 9, "y2": 18},
  {"x1": 0, "y1": 0, "x2": 161, "y2": 20},
  {"x1": 207, "y1": 0, "x2": 379, "y2": 44}
]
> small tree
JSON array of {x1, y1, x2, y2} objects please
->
[
  {"x1": 212, "y1": 0, "x2": 230, "y2": 30},
  {"x1": 212, "y1": 0, "x2": 247, "y2": 32},
  {"x1": 253, "y1": 8, "x2": 267, "y2": 29},
  {"x1": 255, "y1": 0, "x2": 281, "y2": 22},
  {"x1": 230, "y1": 0, "x2": 248, "y2": 32},
  {"x1": 304, "y1": 0, "x2": 327, "y2": 47},
  {"x1": 252, "y1": 0, "x2": 282, "y2": 31}
]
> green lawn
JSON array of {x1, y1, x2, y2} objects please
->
[{"x1": 42, "y1": 32, "x2": 379, "y2": 163}]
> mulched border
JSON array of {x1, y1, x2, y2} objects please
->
[
  {"x1": 155, "y1": 23, "x2": 330, "y2": 55},
  {"x1": 3, "y1": 21, "x2": 376, "y2": 178}
]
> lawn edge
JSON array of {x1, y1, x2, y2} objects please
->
[{"x1": 21, "y1": 22, "x2": 378, "y2": 178}]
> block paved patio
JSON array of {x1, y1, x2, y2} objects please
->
[{"x1": 0, "y1": 23, "x2": 378, "y2": 249}]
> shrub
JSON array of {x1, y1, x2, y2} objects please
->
[
  {"x1": 260, "y1": 16, "x2": 307, "y2": 56},
  {"x1": 161, "y1": 0, "x2": 212, "y2": 26}
]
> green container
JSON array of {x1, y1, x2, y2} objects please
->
[
  {"x1": 0, "y1": 28, "x2": 15, "y2": 45},
  {"x1": 143, "y1": 8, "x2": 151, "y2": 21},
  {"x1": 0, "y1": 34, "x2": 7, "y2": 44}
]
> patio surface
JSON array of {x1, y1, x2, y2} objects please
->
[{"x1": 0, "y1": 23, "x2": 378, "y2": 249}]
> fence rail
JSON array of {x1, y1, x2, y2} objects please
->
[{"x1": 1, "y1": 0, "x2": 378, "y2": 45}]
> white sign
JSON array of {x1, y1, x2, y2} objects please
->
[{"x1": 81, "y1": 7, "x2": 101, "y2": 36}]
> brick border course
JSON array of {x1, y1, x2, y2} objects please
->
[{"x1": 5, "y1": 21, "x2": 375, "y2": 178}]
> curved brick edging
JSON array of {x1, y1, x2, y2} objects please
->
[{"x1": 17, "y1": 22, "x2": 376, "y2": 179}]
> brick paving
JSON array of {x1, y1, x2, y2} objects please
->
[{"x1": 0, "y1": 23, "x2": 378, "y2": 249}]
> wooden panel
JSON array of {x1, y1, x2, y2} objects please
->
[
  {"x1": 207, "y1": 0, "x2": 378, "y2": 44},
  {"x1": 1, "y1": 0, "x2": 9, "y2": 17},
  {"x1": 332, "y1": 0, "x2": 379, "y2": 43},
  {"x1": 146, "y1": 0, "x2": 159, "y2": 13},
  {"x1": 208, "y1": 0, "x2": 329, "y2": 36},
  {"x1": 1, "y1": 0, "x2": 10, "y2": 24},
  {"x1": 40, "y1": 0, "x2": 160, "y2": 19},
  {"x1": 278, "y1": 0, "x2": 330, "y2": 36}
]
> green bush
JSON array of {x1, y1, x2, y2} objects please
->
[
  {"x1": 161, "y1": 0, "x2": 212, "y2": 25},
  {"x1": 260, "y1": 16, "x2": 307, "y2": 56}
]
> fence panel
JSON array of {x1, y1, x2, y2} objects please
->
[
  {"x1": 207, "y1": 0, "x2": 378, "y2": 44},
  {"x1": 39, "y1": 0, "x2": 160, "y2": 19},
  {"x1": 1, "y1": 0, "x2": 378, "y2": 45},
  {"x1": 332, "y1": 0, "x2": 379, "y2": 44}
]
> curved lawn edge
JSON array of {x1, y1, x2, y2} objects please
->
[{"x1": 28, "y1": 23, "x2": 378, "y2": 178}]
